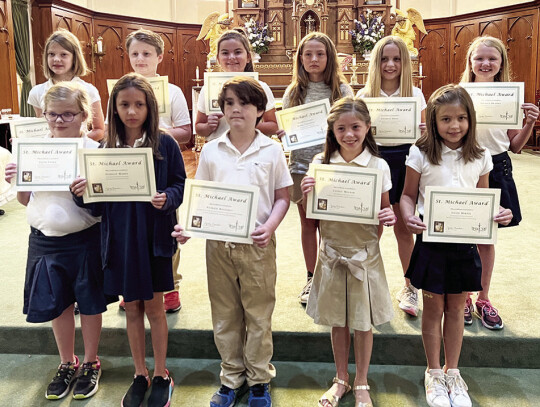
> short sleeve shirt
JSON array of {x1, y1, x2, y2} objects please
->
[{"x1": 28, "y1": 77, "x2": 101, "y2": 110}]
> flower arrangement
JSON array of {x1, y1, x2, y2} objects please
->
[
  {"x1": 350, "y1": 9, "x2": 385, "y2": 53},
  {"x1": 244, "y1": 18, "x2": 275, "y2": 54}
]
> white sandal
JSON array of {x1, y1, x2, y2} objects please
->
[
  {"x1": 354, "y1": 384, "x2": 373, "y2": 407},
  {"x1": 318, "y1": 377, "x2": 351, "y2": 407}
]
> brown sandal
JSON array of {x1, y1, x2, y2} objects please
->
[{"x1": 318, "y1": 377, "x2": 351, "y2": 407}]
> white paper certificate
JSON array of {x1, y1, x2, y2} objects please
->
[
  {"x1": 423, "y1": 186, "x2": 501, "y2": 244},
  {"x1": 107, "y1": 76, "x2": 171, "y2": 117},
  {"x1": 460, "y1": 82, "x2": 524, "y2": 128},
  {"x1": 276, "y1": 99, "x2": 331, "y2": 151},
  {"x1": 306, "y1": 164, "x2": 382, "y2": 225},
  {"x1": 12, "y1": 138, "x2": 82, "y2": 191},
  {"x1": 362, "y1": 97, "x2": 421, "y2": 143},
  {"x1": 204, "y1": 72, "x2": 259, "y2": 114},
  {"x1": 78, "y1": 148, "x2": 157, "y2": 203},
  {"x1": 181, "y1": 179, "x2": 259, "y2": 244},
  {"x1": 10, "y1": 118, "x2": 49, "y2": 139}
]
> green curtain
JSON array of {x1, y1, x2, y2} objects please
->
[{"x1": 12, "y1": 0, "x2": 34, "y2": 117}]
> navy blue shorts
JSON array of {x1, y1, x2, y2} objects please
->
[
  {"x1": 405, "y1": 232, "x2": 482, "y2": 295},
  {"x1": 379, "y1": 144, "x2": 411, "y2": 205},
  {"x1": 24, "y1": 224, "x2": 114, "y2": 323},
  {"x1": 490, "y1": 152, "x2": 521, "y2": 227}
]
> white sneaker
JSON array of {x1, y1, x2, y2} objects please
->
[
  {"x1": 298, "y1": 277, "x2": 313, "y2": 304},
  {"x1": 425, "y1": 369, "x2": 451, "y2": 407},
  {"x1": 396, "y1": 285, "x2": 419, "y2": 316},
  {"x1": 446, "y1": 369, "x2": 472, "y2": 407}
]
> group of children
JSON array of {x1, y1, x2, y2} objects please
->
[{"x1": 2, "y1": 22, "x2": 537, "y2": 407}]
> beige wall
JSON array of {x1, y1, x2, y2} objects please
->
[{"x1": 396, "y1": 0, "x2": 532, "y2": 19}]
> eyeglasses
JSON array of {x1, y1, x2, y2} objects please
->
[{"x1": 43, "y1": 111, "x2": 82, "y2": 122}]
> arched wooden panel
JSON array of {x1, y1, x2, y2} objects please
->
[
  {"x1": 507, "y1": 13, "x2": 537, "y2": 102},
  {"x1": 73, "y1": 20, "x2": 94, "y2": 83},
  {"x1": 0, "y1": 0, "x2": 19, "y2": 115},
  {"x1": 451, "y1": 23, "x2": 476, "y2": 83},
  {"x1": 180, "y1": 31, "x2": 204, "y2": 108},
  {"x1": 479, "y1": 19, "x2": 503, "y2": 40},
  {"x1": 419, "y1": 26, "x2": 449, "y2": 99}
]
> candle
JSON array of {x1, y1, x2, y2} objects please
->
[
  {"x1": 207, "y1": 59, "x2": 211, "y2": 69},
  {"x1": 97, "y1": 38, "x2": 103, "y2": 53},
  {"x1": 352, "y1": 54, "x2": 356, "y2": 66},
  {"x1": 196, "y1": 66, "x2": 199, "y2": 80},
  {"x1": 419, "y1": 62, "x2": 423, "y2": 76}
]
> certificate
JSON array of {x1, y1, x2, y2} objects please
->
[
  {"x1": 306, "y1": 164, "x2": 383, "y2": 225},
  {"x1": 12, "y1": 138, "x2": 82, "y2": 191},
  {"x1": 362, "y1": 97, "x2": 421, "y2": 143},
  {"x1": 181, "y1": 179, "x2": 259, "y2": 244},
  {"x1": 204, "y1": 72, "x2": 259, "y2": 114},
  {"x1": 423, "y1": 186, "x2": 501, "y2": 244},
  {"x1": 460, "y1": 82, "x2": 524, "y2": 128},
  {"x1": 10, "y1": 118, "x2": 49, "y2": 139},
  {"x1": 107, "y1": 76, "x2": 171, "y2": 117},
  {"x1": 78, "y1": 148, "x2": 157, "y2": 203},
  {"x1": 276, "y1": 99, "x2": 331, "y2": 151}
]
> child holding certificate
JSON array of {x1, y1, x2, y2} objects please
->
[
  {"x1": 460, "y1": 36, "x2": 539, "y2": 329},
  {"x1": 195, "y1": 30, "x2": 278, "y2": 141},
  {"x1": 5, "y1": 82, "x2": 109, "y2": 400},
  {"x1": 28, "y1": 29, "x2": 105, "y2": 141},
  {"x1": 71, "y1": 73, "x2": 186, "y2": 407},
  {"x1": 173, "y1": 77, "x2": 292, "y2": 407},
  {"x1": 278, "y1": 32, "x2": 354, "y2": 304},
  {"x1": 400, "y1": 85, "x2": 512, "y2": 407},
  {"x1": 300, "y1": 98, "x2": 395, "y2": 407},
  {"x1": 357, "y1": 36, "x2": 427, "y2": 317}
]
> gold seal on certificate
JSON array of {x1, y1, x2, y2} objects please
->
[
  {"x1": 10, "y1": 118, "x2": 49, "y2": 139},
  {"x1": 306, "y1": 164, "x2": 383, "y2": 225},
  {"x1": 362, "y1": 97, "x2": 421, "y2": 144},
  {"x1": 204, "y1": 72, "x2": 259, "y2": 114},
  {"x1": 78, "y1": 148, "x2": 157, "y2": 203},
  {"x1": 181, "y1": 179, "x2": 259, "y2": 244},
  {"x1": 460, "y1": 82, "x2": 524, "y2": 129},
  {"x1": 108, "y1": 76, "x2": 171, "y2": 117},
  {"x1": 423, "y1": 186, "x2": 501, "y2": 244},
  {"x1": 12, "y1": 138, "x2": 82, "y2": 191},
  {"x1": 276, "y1": 99, "x2": 331, "y2": 151}
]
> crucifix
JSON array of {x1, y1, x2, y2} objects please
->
[{"x1": 305, "y1": 15, "x2": 316, "y2": 33}]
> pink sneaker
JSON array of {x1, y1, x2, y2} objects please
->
[
  {"x1": 464, "y1": 293, "x2": 473, "y2": 326},
  {"x1": 475, "y1": 299, "x2": 503, "y2": 330},
  {"x1": 164, "y1": 291, "x2": 182, "y2": 313}
]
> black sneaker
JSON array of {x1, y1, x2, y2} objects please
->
[
  {"x1": 147, "y1": 370, "x2": 174, "y2": 407},
  {"x1": 73, "y1": 358, "x2": 101, "y2": 399},
  {"x1": 45, "y1": 356, "x2": 80, "y2": 399},
  {"x1": 121, "y1": 374, "x2": 150, "y2": 407}
]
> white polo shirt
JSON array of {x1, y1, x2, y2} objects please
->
[
  {"x1": 28, "y1": 77, "x2": 101, "y2": 110},
  {"x1": 406, "y1": 144, "x2": 493, "y2": 215},
  {"x1": 477, "y1": 128, "x2": 509, "y2": 156},
  {"x1": 196, "y1": 129, "x2": 292, "y2": 226}
]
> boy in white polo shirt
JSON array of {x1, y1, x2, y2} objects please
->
[{"x1": 173, "y1": 76, "x2": 292, "y2": 407}]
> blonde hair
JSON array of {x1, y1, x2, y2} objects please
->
[
  {"x1": 126, "y1": 29, "x2": 164, "y2": 55},
  {"x1": 460, "y1": 36, "x2": 511, "y2": 82},
  {"x1": 363, "y1": 36, "x2": 413, "y2": 97},
  {"x1": 43, "y1": 81, "x2": 92, "y2": 123},
  {"x1": 417, "y1": 84, "x2": 483, "y2": 165},
  {"x1": 217, "y1": 30, "x2": 254, "y2": 72},
  {"x1": 288, "y1": 32, "x2": 348, "y2": 107},
  {"x1": 42, "y1": 29, "x2": 89, "y2": 79},
  {"x1": 107, "y1": 73, "x2": 162, "y2": 158}
]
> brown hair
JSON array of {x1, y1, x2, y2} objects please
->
[
  {"x1": 42, "y1": 29, "x2": 89, "y2": 79},
  {"x1": 218, "y1": 76, "x2": 267, "y2": 125},
  {"x1": 126, "y1": 29, "x2": 164, "y2": 55},
  {"x1": 106, "y1": 73, "x2": 162, "y2": 158},
  {"x1": 416, "y1": 84, "x2": 483, "y2": 165},
  {"x1": 322, "y1": 97, "x2": 378, "y2": 163},
  {"x1": 217, "y1": 30, "x2": 254, "y2": 72},
  {"x1": 460, "y1": 36, "x2": 511, "y2": 83},
  {"x1": 44, "y1": 81, "x2": 92, "y2": 124},
  {"x1": 288, "y1": 32, "x2": 348, "y2": 107}
]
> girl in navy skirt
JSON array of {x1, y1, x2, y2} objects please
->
[
  {"x1": 71, "y1": 73, "x2": 186, "y2": 407},
  {"x1": 5, "y1": 82, "x2": 109, "y2": 400},
  {"x1": 400, "y1": 85, "x2": 512, "y2": 407},
  {"x1": 460, "y1": 36, "x2": 539, "y2": 329}
]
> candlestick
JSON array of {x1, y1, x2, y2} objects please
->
[
  {"x1": 97, "y1": 38, "x2": 103, "y2": 53},
  {"x1": 419, "y1": 62, "x2": 423, "y2": 76},
  {"x1": 352, "y1": 54, "x2": 357, "y2": 66}
]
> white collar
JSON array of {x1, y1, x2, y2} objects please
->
[
  {"x1": 329, "y1": 148, "x2": 372, "y2": 166},
  {"x1": 217, "y1": 129, "x2": 272, "y2": 156}
]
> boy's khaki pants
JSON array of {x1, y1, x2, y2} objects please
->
[{"x1": 206, "y1": 237, "x2": 277, "y2": 388}]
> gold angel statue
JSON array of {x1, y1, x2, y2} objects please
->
[
  {"x1": 391, "y1": 8, "x2": 427, "y2": 57},
  {"x1": 197, "y1": 12, "x2": 232, "y2": 60}
]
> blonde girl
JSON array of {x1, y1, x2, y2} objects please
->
[
  {"x1": 358, "y1": 35, "x2": 427, "y2": 317},
  {"x1": 71, "y1": 73, "x2": 186, "y2": 407},
  {"x1": 400, "y1": 85, "x2": 512, "y2": 407},
  {"x1": 195, "y1": 30, "x2": 278, "y2": 141},
  {"x1": 28, "y1": 29, "x2": 105, "y2": 141},
  {"x1": 5, "y1": 82, "x2": 108, "y2": 400},
  {"x1": 279, "y1": 32, "x2": 354, "y2": 303},
  {"x1": 301, "y1": 98, "x2": 395, "y2": 407},
  {"x1": 460, "y1": 36, "x2": 539, "y2": 329}
]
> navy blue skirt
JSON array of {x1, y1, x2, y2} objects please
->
[
  {"x1": 379, "y1": 144, "x2": 411, "y2": 205},
  {"x1": 405, "y1": 232, "x2": 482, "y2": 295},
  {"x1": 24, "y1": 224, "x2": 115, "y2": 323},
  {"x1": 490, "y1": 152, "x2": 521, "y2": 227}
]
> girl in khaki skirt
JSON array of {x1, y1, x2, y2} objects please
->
[{"x1": 301, "y1": 98, "x2": 396, "y2": 407}]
